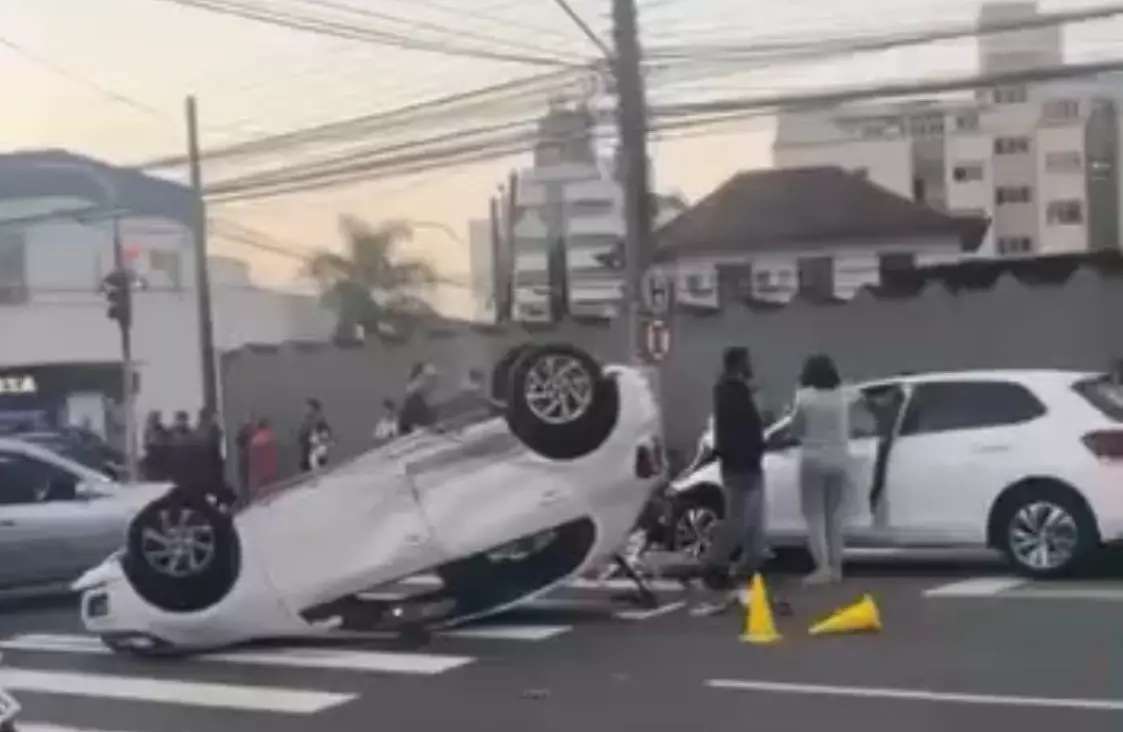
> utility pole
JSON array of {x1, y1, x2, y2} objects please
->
[
  {"x1": 186, "y1": 96, "x2": 219, "y2": 419},
  {"x1": 544, "y1": 178, "x2": 569, "y2": 323},
  {"x1": 611, "y1": 0, "x2": 656, "y2": 364},
  {"x1": 502, "y1": 170, "x2": 519, "y2": 323},
  {"x1": 488, "y1": 195, "x2": 503, "y2": 322},
  {"x1": 106, "y1": 219, "x2": 138, "y2": 481}
]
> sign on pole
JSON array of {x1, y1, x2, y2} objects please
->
[
  {"x1": 641, "y1": 270, "x2": 672, "y2": 316},
  {"x1": 641, "y1": 317, "x2": 672, "y2": 363}
]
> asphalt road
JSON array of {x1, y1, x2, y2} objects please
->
[{"x1": 2, "y1": 554, "x2": 1122, "y2": 732}]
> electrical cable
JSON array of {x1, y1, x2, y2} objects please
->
[
  {"x1": 0, "y1": 33, "x2": 163, "y2": 117},
  {"x1": 547, "y1": 0, "x2": 613, "y2": 58},
  {"x1": 139, "y1": 0, "x2": 593, "y2": 68},
  {"x1": 135, "y1": 5, "x2": 1114, "y2": 174}
]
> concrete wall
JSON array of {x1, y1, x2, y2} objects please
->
[{"x1": 220, "y1": 262, "x2": 1123, "y2": 480}]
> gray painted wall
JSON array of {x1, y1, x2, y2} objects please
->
[{"x1": 220, "y1": 267, "x2": 1123, "y2": 482}]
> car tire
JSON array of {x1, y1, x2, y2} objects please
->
[
  {"x1": 490, "y1": 343, "x2": 537, "y2": 406},
  {"x1": 992, "y1": 481, "x2": 1100, "y2": 579},
  {"x1": 669, "y1": 486, "x2": 724, "y2": 558},
  {"x1": 504, "y1": 343, "x2": 619, "y2": 460},
  {"x1": 122, "y1": 489, "x2": 241, "y2": 613}
]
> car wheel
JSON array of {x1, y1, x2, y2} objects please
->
[
  {"x1": 122, "y1": 489, "x2": 241, "y2": 613},
  {"x1": 670, "y1": 487, "x2": 724, "y2": 559},
  {"x1": 993, "y1": 482, "x2": 1099, "y2": 579},
  {"x1": 504, "y1": 344, "x2": 619, "y2": 460}
]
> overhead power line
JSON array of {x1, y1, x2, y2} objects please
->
[
  {"x1": 211, "y1": 57, "x2": 1123, "y2": 204},
  {"x1": 646, "y1": 1, "x2": 1123, "y2": 61},
  {"x1": 0, "y1": 34, "x2": 162, "y2": 117},
  {"x1": 137, "y1": 66, "x2": 594, "y2": 170},
  {"x1": 140, "y1": 0, "x2": 591, "y2": 68},
  {"x1": 653, "y1": 56, "x2": 1123, "y2": 119},
  {"x1": 289, "y1": 0, "x2": 572, "y2": 62},
  {"x1": 548, "y1": 0, "x2": 613, "y2": 58},
  {"x1": 137, "y1": 4, "x2": 1112, "y2": 174}
]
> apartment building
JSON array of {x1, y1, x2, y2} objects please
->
[
  {"x1": 469, "y1": 99, "x2": 688, "y2": 323},
  {"x1": 773, "y1": 1, "x2": 1121, "y2": 259}
]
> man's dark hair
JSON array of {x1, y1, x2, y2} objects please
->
[
  {"x1": 307, "y1": 398, "x2": 322, "y2": 411},
  {"x1": 800, "y1": 354, "x2": 842, "y2": 390},
  {"x1": 722, "y1": 346, "x2": 751, "y2": 377},
  {"x1": 409, "y1": 362, "x2": 427, "y2": 380},
  {"x1": 382, "y1": 399, "x2": 396, "y2": 411}
]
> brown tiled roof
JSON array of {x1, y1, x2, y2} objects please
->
[{"x1": 655, "y1": 166, "x2": 989, "y2": 261}]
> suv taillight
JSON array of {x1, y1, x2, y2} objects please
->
[{"x1": 1082, "y1": 430, "x2": 1123, "y2": 461}]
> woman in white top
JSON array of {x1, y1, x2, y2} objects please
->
[{"x1": 789, "y1": 354, "x2": 851, "y2": 585}]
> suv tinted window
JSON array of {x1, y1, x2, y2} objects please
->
[
  {"x1": 0, "y1": 451, "x2": 79, "y2": 505},
  {"x1": 1074, "y1": 376, "x2": 1123, "y2": 422},
  {"x1": 899, "y1": 380, "x2": 1046, "y2": 436}
]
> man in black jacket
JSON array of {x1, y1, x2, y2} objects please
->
[{"x1": 692, "y1": 346, "x2": 768, "y2": 616}]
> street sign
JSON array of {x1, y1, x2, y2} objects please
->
[
  {"x1": 642, "y1": 317, "x2": 672, "y2": 363},
  {"x1": 641, "y1": 271, "x2": 672, "y2": 315}
]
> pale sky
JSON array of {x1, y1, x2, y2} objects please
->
[{"x1": 3, "y1": 0, "x2": 1121, "y2": 314}]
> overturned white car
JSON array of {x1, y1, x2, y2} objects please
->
[{"x1": 74, "y1": 344, "x2": 665, "y2": 655}]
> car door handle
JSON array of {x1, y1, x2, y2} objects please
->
[
  {"x1": 971, "y1": 444, "x2": 1011, "y2": 454},
  {"x1": 0, "y1": 520, "x2": 15, "y2": 527},
  {"x1": 540, "y1": 490, "x2": 563, "y2": 505}
]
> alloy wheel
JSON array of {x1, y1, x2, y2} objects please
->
[{"x1": 1008, "y1": 500, "x2": 1079, "y2": 572}]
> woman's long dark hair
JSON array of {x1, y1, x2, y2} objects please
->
[{"x1": 800, "y1": 353, "x2": 842, "y2": 390}]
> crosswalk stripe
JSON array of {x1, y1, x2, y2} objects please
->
[
  {"x1": 443, "y1": 625, "x2": 569, "y2": 641},
  {"x1": 399, "y1": 574, "x2": 689, "y2": 593},
  {"x1": 20, "y1": 724, "x2": 143, "y2": 732},
  {"x1": 0, "y1": 668, "x2": 353, "y2": 713},
  {"x1": 923, "y1": 577, "x2": 1028, "y2": 597},
  {"x1": 0, "y1": 634, "x2": 473, "y2": 675}
]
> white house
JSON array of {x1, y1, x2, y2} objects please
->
[
  {"x1": 772, "y1": 1, "x2": 1121, "y2": 260},
  {"x1": 0, "y1": 149, "x2": 332, "y2": 443},
  {"x1": 654, "y1": 166, "x2": 989, "y2": 308}
]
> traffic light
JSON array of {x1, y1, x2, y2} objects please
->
[{"x1": 102, "y1": 269, "x2": 132, "y2": 329}]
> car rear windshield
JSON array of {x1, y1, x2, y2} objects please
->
[{"x1": 1074, "y1": 376, "x2": 1123, "y2": 422}]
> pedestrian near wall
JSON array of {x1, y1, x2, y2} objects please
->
[
  {"x1": 690, "y1": 346, "x2": 768, "y2": 617},
  {"x1": 789, "y1": 353, "x2": 851, "y2": 585}
]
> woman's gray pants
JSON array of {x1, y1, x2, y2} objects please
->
[{"x1": 799, "y1": 461, "x2": 847, "y2": 575}]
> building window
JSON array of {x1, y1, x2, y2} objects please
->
[
  {"x1": 997, "y1": 236, "x2": 1033, "y2": 255},
  {"x1": 994, "y1": 86, "x2": 1029, "y2": 104},
  {"x1": 797, "y1": 256, "x2": 835, "y2": 298},
  {"x1": 1042, "y1": 99, "x2": 1080, "y2": 121},
  {"x1": 0, "y1": 233, "x2": 28, "y2": 305},
  {"x1": 908, "y1": 114, "x2": 945, "y2": 137},
  {"x1": 995, "y1": 186, "x2": 1032, "y2": 204},
  {"x1": 1044, "y1": 151, "x2": 1082, "y2": 173},
  {"x1": 566, "y1": 200, "x2": 614, "y2": 217},
  {"x1": 994, "y1": 136, "x2": 1030, "y2": 155},
  {"x1": 878, "y1": 253, "x2": 916, "y2": 279},
  {"x1": 1046, "y1": 200, "x2": 1085, "y2": 225},
  {"x1": 955, "y1": 111, "x2": 980, "y2": 131},
  {"x1": 952, "y1": 163, "x2": 984, "y2": 182}
]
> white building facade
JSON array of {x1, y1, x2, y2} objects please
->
[
  {"x1": 773, "y1": 1, "x2": 1121, "y2": 260},
  {"x1": 468, "y1": 101, "x2": 689, "y2": 323},
  {"x1": 0, "y1": 150, "x2": 332, "y2": 442}
]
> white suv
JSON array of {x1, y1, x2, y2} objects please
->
[{"x1": 663, "y1": 369, "x2": 1123, "y2": 578}]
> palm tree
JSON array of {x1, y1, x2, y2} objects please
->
[{"x1": 305, "y1": 216, "x2": 438, "y2": 339}]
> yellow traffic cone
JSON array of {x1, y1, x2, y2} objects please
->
[
  {"x1": 808, "y1": 593, "x2": 881, "y2": 636},
  {"x1": 740, "y1": 573, "x2": 782, "y2": 644}
]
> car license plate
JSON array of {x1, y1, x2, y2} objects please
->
[{"x1": 0, "y1": 687, "x2": 20, "y2": 724}]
